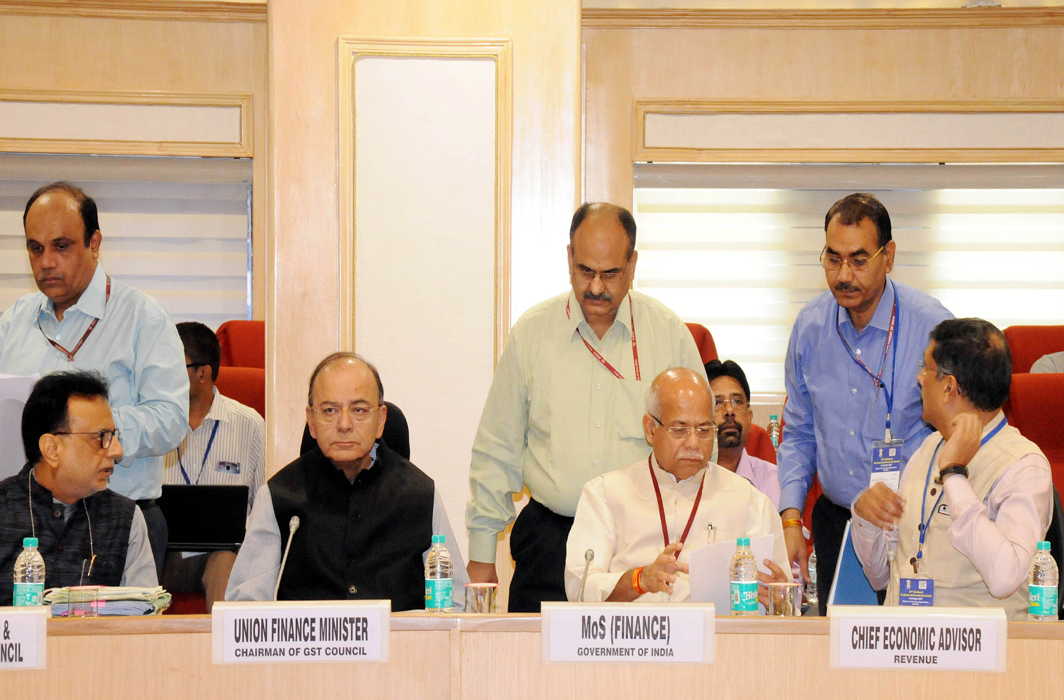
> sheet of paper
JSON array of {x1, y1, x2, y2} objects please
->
[{"x1": 688, "y1": 535, "x2": 775, "y2": 612}]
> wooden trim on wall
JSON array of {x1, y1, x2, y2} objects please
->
[
  {"x1": 634, "y1": 99, "x2": 1064, "y2": 164},
  {"x1": 583, "y1": 7, "x2": 1064, "y2": 30},
  {"x1": 0, "y1": 89, "x2": 253, "y2": 157},
  {"x1": 336, "y1": 38, "x2": 513, "y2": 363},
  {"x1": 0, "y1": 0, "x2": 265, "y2": 22}
]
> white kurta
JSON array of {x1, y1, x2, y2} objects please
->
[{"x1": 564, "y1": 456, "x2": 789, "y2": 603}]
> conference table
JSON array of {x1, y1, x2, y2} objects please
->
[{"x1": 5, "y1": 614, "x2": 1064, "y2": 698}]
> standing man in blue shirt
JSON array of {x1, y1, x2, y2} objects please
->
[
  {"x1": 0, "y1": 182, "x2": 189, "y2": 577},
  {"x1": 778, "y1": 193, "x2": 952, "y2": 613}
]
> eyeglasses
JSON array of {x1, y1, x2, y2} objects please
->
[
  {"x1": 917, "y1": 360, "x2": 953, "y2": 378},
  {"x1": 575, "y1": 265, "x2": 624, "y2": 283},
  {"x1": 312, "y1": 403, "x2": 381, "y2": 423},
  {"x1": 52, "y1": 429, "x2": 120, "y2": 450},
  {"x1": 650, "y1": 415, "x2": 716, "y2": 440},
  {"x1": 819, "y1": 245, "x2": 885, "y2": 272},
  {"x1": 713, "y1": 396, "x2": 748, "y2": 411},
  {"x1": 185, "y1": 362, "x2": 208, "y2": 369}
]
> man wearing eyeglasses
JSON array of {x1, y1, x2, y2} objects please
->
[
  {"x1": 0, "y1": 371, "x2": 157, "y2": 603},
  {"x1": 226, "y1": 353, "x2": 466, "y2": 608},
  {"x1": 466, "y1": 203, "x2": 704, "y2": 612},
  {"x1": 0, "y1": 182, "x2": 189, "y2": 579},
  {"x1": 563, "y1": 367, "x2": 789, "y2": 602},
  {"x1": 778, "y1": 193, "x2": 952, "y2": 613}
]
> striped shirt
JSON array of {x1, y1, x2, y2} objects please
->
[{"x1": 163, "y1": 387, "x2": 265, "y2": 513}]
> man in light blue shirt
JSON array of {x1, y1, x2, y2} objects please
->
[
  {"x1": 778, "y1": 193, "x2": 951, "y2": 613},
  {"x1": 0, "y1": 182, "x2": 188, "y2": 576}
]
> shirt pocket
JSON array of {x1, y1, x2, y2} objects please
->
[{"x1": 615, "y1": 378, "x2": 647, "y2": 443}]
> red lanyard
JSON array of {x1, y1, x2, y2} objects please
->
[
  {"x1": 565, "y1": 295, "x2": 641, "y2": 381},
  {"x1": 39, "y1": 276, "x2": 111, "y2": 362},
  {"x1": 647, "y1": 455, "x2": 706, "y2": 554}
]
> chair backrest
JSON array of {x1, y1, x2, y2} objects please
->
[
  {"x1": 1007, "y1": 373, "x2": 1064, "y2": 488},
  {"x1": 1003, "y1": 325, "x2": 1064, "y2": 373},
  {"x1": 685, "y1": 322, "x2": 718, "y2": 365},
  {"x1": 299, "y1": 400, "x2": 410, "y2": 460},
  {"x1": 745, "y1": 423, "x2": 777, "y2": 464},
  {"x1": 215, "y1": 366, "x2": 265, "y2": 418},
  {"x1": 216, "y1": 320, "x2": 265, "y2": 369}
]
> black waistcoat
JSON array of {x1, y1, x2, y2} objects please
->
[
  {"x1": 0, "y1": 464, "x2": 134, "y2": 602},
  {"x1": 268, "y1": 444, "x2": 434, "y2": 611}
]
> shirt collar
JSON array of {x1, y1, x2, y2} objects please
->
[
  {"x1": 649, "y1": 453, "x2": 707, "y2": 486},
  {"x1": 566, "y1": 291, "x2": 633, "y2": 339},
  {"x1": 980, "y1": 411, "x2": 1007, "y2": 438},
  {"x1": 39, "y1": 264, "x2": 106, "y2": 321},
  {"x1": 203, "y1": 386, "x2": 229, "y2": 424},
  {"x1": 836, "y1": 278, "x2": 895, "y2": 333}
]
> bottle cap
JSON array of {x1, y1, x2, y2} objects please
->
[
  {"x1": 769, "y1": 415, "x2": 778, "y2": 421},
  {"x1": 432, "y1": 534, "x2": 446, "y2": 544},
  {"x1": 736, "y1": 537, "x2": 750, "y2": 547},
  {"x1": 1037, "y1": 541, "x2": 1051, "y2": 551},
  {"x1": 22, "y1": 537, "x2": 38, "y2": 548}
]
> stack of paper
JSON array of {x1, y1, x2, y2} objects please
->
[{"x1": 44, "y1": 586, "x2": 172, "y2": 616}]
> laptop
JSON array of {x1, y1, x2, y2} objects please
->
[{"x1": 158, "y1": 485, "x2": 249, "y2": 552}]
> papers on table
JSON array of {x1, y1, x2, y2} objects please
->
[{"x1": 688, "y1": 535, "x2": 775, "y2": 612}]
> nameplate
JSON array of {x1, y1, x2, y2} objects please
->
[
  {"x1": 211, "y1": 600, "x2": 390, "y2": 664},
  {"x1": 829, "y1": 605, "x2": 1006, "y2": 672},
  {"x1": 0, "y1": 607, "x2": 48, "y2": 671},
  {"x1": 541, "y1": 602, "x2": 715, "y2": 663}
]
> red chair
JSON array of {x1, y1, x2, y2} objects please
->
[
  {"x1": 685, "y1": 322, "x2": 718, "y2": 364},
  {"x1": 216, "y1": 320, "x2": 265, "y2": 369},
  {"x1": 215, "y1": 366, "x2": 265, "y2": 418},
  {"x1": 1007, "y1": 373, "x2": 1064, "y2": 489},
  {"x1": 1003, "y1": 325, "x2": 1064, "y2": 373},
  {"x1": 745, "y1": 423, "x2": 777, "y2": 464}
]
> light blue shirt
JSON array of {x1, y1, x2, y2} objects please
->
[
  {"x1": 0, "y1": 265, "x2": 188, "y2": 500},
  {"x1": 778, "y1": 280, "x2": 952, "y2": 513}
]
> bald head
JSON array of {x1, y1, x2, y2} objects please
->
[
  {"x1": 643, "y1": 368, "x2": 716, "y2": 480},
  {"x1": 307, "y1": 352, "x2": 383, "y2": 406},
  {"x1": 646, "y1": 367, "x2": 712, "y2": 417}
]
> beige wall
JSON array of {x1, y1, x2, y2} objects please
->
[
  {"x1": 584, "y1": 13, "x2": 1064, "y2": 207},
  {"x1": 267, "y1": 0, "x2": 582, "y2": 470},
  {"x1": 0, "y1": 10, "x2": 269, "y2": 318}
]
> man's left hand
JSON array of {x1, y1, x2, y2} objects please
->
[
  {"x1": 938, "y1": 412, "x2": 983, "y2": 476},
  {"x1": 756, "y1": 559, "x2": 790, "y2": 609}
]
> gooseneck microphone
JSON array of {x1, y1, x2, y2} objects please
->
[
  {"x1": 273, "y1": 515, "x2": 301, "y2": 601},
  {"x1": 577, "y1": 548, "x2": 595, "y2": 602}
]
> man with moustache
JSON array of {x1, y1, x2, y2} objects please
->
[
  {"x1": 706, "y1": 359, "x2": 779, "y2": 508},
  {"x1": 0, "y1": 371, "x2": 158, "y2": 602},
  {"x1": 563, "y1": 367, "x2": 789, "y2": 603},
  {"x1": 466, "y1": 202, "x2": 704, "y2": 611},
  {"x1": 0, "y1": 182, "x2": 188, "y2": 577},
  {"x1": 778, "y1": 193, "x2": 952, "y2": 613}
]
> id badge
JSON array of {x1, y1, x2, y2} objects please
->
[
  {"x1": 216, "y1": 460, "x2": 241, "y2": 475},
  {"x1": 899, "y1": 577, "x2": 934, "y2": 606},
  {"x1": 869, "y1": 438, "x2": 905, "y2": 491}
]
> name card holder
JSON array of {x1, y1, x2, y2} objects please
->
[
  {"x1": 541, "y1": 602, "x2": 715, "y2": 664},
  {"x1": 0, "y1": 606, "x2": 48, "y2": 671},
  {"x1": 212, "y1": 600, "x2": 390, "y2": 664},
  {"x1": 829, "y1": 605, "x2": 1006, "y2": 672}
]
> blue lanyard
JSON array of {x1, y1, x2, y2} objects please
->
[
  {"x1": 914, "y1": 416, "x2": 1008, "y2": 571},
  {"x1": 178, "y1": 420, "x2": 220, "y2": 486},
  {"x1": 835, "y1": 280, "x2": 901, "y2": 439}
]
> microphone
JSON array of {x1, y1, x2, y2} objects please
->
[
  {"x1": 273, "y1": 515, "x2": 301, "y2": 601},
  {"x1": 577, "y1": 548, "x2": 595, "y2": 602}
]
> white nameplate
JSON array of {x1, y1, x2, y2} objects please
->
[
  {"x1": 211, "y1": 600, "x2": 390, "y2": 664},
  {"x1": 541, "y1": 602, "x2": 715, "y2": 664},
  {"x1": 0, "y1": 606, "x2": 48, "y2": 671},
  {"x1": 829, "y1": 605, "x2": 1006, "y2": 672}
]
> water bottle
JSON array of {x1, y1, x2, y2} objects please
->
[
  {"x1": 768, "y1": 415, "x2": 781, "y2": 449},
  {"x1": 805, "y1": 547, "x2": 819, "y2": 612},
  {"x1": 13, "y1": 537, "x2": 46, "y2": 606},
  {"x1": 1028, "y1": 540, "x2": 1058, "y2": 621},
  {"x1": 729, "y1": 537, "x2": 758, "y2": 616},
  {"x1": 424, "y1": 534, "x2": 453, "y2": 612}
]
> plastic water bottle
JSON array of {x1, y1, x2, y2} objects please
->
[
  {"x1": 1028, "y1": 540, "x2": 1058, "y2": 621},
  {"x1": 424, "y1": 534, "x2": 453, "y2": 612},
  {"x1": 729, "y1": 537, "x2": 758, "y2": 616},
  {"x1": 805, "y1": 547, "x2": 819, "y2": 612},
  {"x1": 13, "y1": 537, "x2": 46, "y2": 606},
  {"x1": 768, "y1": 415, "x2": 781, "y2": 449}
]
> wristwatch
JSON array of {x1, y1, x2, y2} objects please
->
[{"x1": 936, "y1": 464, "x2": 969, "y2": 483}]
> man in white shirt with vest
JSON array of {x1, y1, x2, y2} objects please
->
[{"x1": 852, "y1": 318, "x2": 1052, "y2": 618}]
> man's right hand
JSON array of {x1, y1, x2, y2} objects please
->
[
  {"x1": 467, "y1": 560, "x2": 499, "y2": 584},
  {"x1": 852, "y1": 483, "x2": 905, "y2": 531},
  {"x1": 781, "y1": 508, "x2": 809, "y2": 583},
  {"x1": 640, "y1": 542, "x2": 688, "y2": 594}
]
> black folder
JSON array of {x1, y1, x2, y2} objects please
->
[{"x1": 158, "y1": 484, "x2": 249, "y2": 552}]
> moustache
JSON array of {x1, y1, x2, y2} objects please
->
[
  {"x1": 834, "y1": 282, "x2": 860, "y2": 293},
  {"x1": 583, "y1": 291, "x2": 612, "y2": 302},
  {"x1": 676, "y1": 450, "x2": 705, "y2": 461}
]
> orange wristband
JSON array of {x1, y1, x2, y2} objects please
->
[
  {"x1": 782, "y1": 518, "x2": 803, "y2": 529},
  {"x1": 632, "y1": 567, "x2": 645, "y2": 595}
]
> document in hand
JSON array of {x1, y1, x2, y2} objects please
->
[{"x1": 688, "y1": 535, "x2": 775, "y2": 612}]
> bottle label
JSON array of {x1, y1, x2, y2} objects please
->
[
  {"x1": 425, "y1": 577, "x2": 453, "y2": 610},
  {"x1": 730, "y1": 580, "x2": 758, "y2": 613},
  {"x1": 1028, "y1": 584, "x2": 1058, "y2": 618},
  {"x1": 13, "y1": 582, "x2": 44, "y2": 607}
]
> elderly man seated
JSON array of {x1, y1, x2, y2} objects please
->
[
  {"x1": 564, "y1": 367, "x2": 789, "y2": 602},
  {"x1": 0, "y1": 371, "x2": 157, "y2": 601},
  {"x1": 852, "y1": 318, "x2": 1052, "y2": 619},
  {"x1": 226, "y1": 352, "x2": 465, "y2": 609}
]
